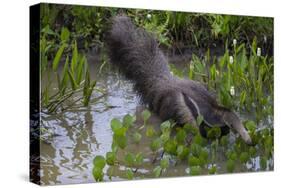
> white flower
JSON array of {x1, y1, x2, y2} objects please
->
[
  {"x1": 229, "y1": 56, "x2": 234, "y2": 64},
  {"x1": 190, "y1": 61, "x2": 194, "y2": 70},
  {"x1": 230, "y1": 86, "x2": 235, "y2": 96},
  {"x1": 233, "y1": 39, "x2": 237, "y2": 46},
  {"x1": 264, "y1": 35, "x2": 267, "y2": 43},
  {"x1": 257, "y1": 47, "x2": 261, "y2": 57},
  {"x1": 147, "y1": 14, "x2": 152, "y2": 20}
]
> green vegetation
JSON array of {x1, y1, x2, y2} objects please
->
[
  {"x1": 39, "y1": 3, "x2": 273, "y2": 182},
  {"x1": 92, "y1": 40, "x2": 273, "y2": 181}
]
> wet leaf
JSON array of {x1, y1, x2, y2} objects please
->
[
  {"x1": 208, "y1": 165, "x2": 217, "y2": 174},
  {"x1": 142, "y1": 109, "x2": 151, "y2": 123},
  {"x1": 111, "y1": 118, "x2": 123, "y2": 133},
  {"x1": 188, "y1": 155, "x2": 200, "y2": 166},
  {"x1": 176, "y1": 128, "x2": 187, "y2": 144},
  {"x1": 160, "y1": 121, "x2": 171, "y2": 133},
  {"x1": 177, "y1": 145, "x2": 190, "y2": 160},
  {"x1": 52, "y1": 43, "x2": 66, "y2": 71},
  {"x1": 106, "y1": 152, "x2": 116, "y2": 166},
  {"x1": 146, "y1": 126, "x2": 156, "y2": 137},
  {"x1": 226, "y1": 159, "x2": 235, "y2": 172},
  {"x1": 123, "y1": 114, "x2": 135, "y2": 128},
  {"x1": 190, "y1": 166, "x2": 201, "y2": 176},
  {"x1": 133, "y1": 132, "x2": 142, "y2": 144},
  {"x1": 150, "y1": 138, "x2": 162, "y2": 152},
  {"x1": 160, "y1": 158, "x2": 169, "y2": 169},
  {"x1": 60, "y1": 27, "x2": 70, "y2": 42},
  {"x1": 92, "y1": 167, "x2": 103, "y2": 182},
  {"x1": 125, "y1": 153, "x2": 135, "y2": 167},
  {"x1": 153, "y1": 166, "x2": 162, "y2": 177},
  {"x1": 93, "y1": 155, "x2": 106, "y2": 169},
  {"x1": 126, "y1": 168, "x2": 134, "y2": 180}
]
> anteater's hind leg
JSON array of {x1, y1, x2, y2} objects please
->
[{"x1": 153, "y1": 90, "x2": 197, "y2": 128}]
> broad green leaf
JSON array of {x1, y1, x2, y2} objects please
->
[
  {"x1": 60, "y1": 27, "x2": 70, "y2": 42},
  {"x1": 133, "y1": 132, "x2": 142, "y2": 144},
  {"x1": 142, "y1": 109, "x2": 151, "y2": 123},
  {"x1": 160, "y1": 158, "x2": 169, "y2": 169},
  {"x1": 110, "y1": 118, "x2": 123, "y2": 132},
  {"x1": 71, "y1": 41, "x2": 78, "y2": 72},
  {"x1": 92, "y1": 167, "x2": 104, "y2": 182},
  {"x1": 93, "y1": 155, "x2": 106, "y2": 169},
  {"x1": 153, "y1": 166, "x2": 162, "y2": 177},
  {"x1": 67, "y1": 69, "x2": 78, "y2": 90},
  {"x1": 124, "y1": 153, "x2": 135, "y2": 167},
  {"x1": 52, "y1": 43, "x2": 66, "y2": 71},
  {"x1": 190, "y1": 166, "x2": 201, "y2": 176},
  {"x1": 126, "y1": 168, "x2": 134, "y2": 180},
  {"x1": 106, "y1": 152, "x2": 116, "y2": 166}
]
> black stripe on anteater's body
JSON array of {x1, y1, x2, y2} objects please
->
[{"x1": 105, "y1": 16, "x2": 251, "y2": 144}]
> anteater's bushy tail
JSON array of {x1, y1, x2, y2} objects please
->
[{"x1": 105, "y1": 16, "x2": 171, "y2": 83}]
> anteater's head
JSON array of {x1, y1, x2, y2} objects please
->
[{"x1": 222, "y1": 111, "x2": 252, "y2": 145}]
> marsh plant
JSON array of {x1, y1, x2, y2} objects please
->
[
  {"x1": 92, "y1": 40, "x2": 273, "y2": 181},
  {"x1": 40, "y1": 26, "x2": 98, "y2": 113}
]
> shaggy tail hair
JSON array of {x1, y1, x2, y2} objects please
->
[{"x1": 105, "y1": 16, "x2": 173, "y2": 104}]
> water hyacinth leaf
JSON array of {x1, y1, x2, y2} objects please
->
[
  {"x1": 150, "y1": 138, "x2": 162, "y2": 152},
  {"x1": 188, "y1": 155, "x2": 200, "y2": 166},
  {"x1": 245, "y1": 121, "x2": 256, "y2": 133},
  {"x1": 52, "y1": 43, "x2": 66, "y2": 71},
  {"x1": 93, "y1": 155, "x2": 106, "y2": 169},
  {"x1": 160, "y1": 121, "x2": 171, "y2": 133},
  {"x1": 239, "y1": 152, "x2": 250, "y2": 164},
  {"x1": 249, "y1": 146, "x2": 257, "y2": 158},
  {"x1": 160, "y1": 132, "x2": 170, "y2": 143},
  {"x1": 226, "y1": 159, "x2": 235, "y2": 172},
  {"x1": 113, "y1": 134, "x2": 127, "y2": 149},
  {"x1": 92, "y1": 167, "x2": 104, "y2": 182},
  {"x1": 190, "y1": 143, "x2": 202, "y2": 157},
  {"x1": 183, "y1": 124, "x2": 199, "y2": 135},
  {"x1": 110, "y1": 118, "x2": 123, "y2": 133},
  {"x1": 60, "y1": 27, "x2": 70, "y2": 42},
  {"x1": 124, "y1": 153, "x2": 135, "y2": 167},
  {"x1": 177, "y1": 145, "x2": 190, "y2": 160},
  {"x1": 126, "y1": 168, "x2": 134, "y2": 180},
  {"x1": 208, "y1": 165, "x2": 217, "y2": 174},
  {"x1": 123, "y1": 114, "x2": 135, "y2": 128},
  {"x1": 260, "y1": 156, "x2": 267, "y2": 170},
  {"x1": 220, "y1": 135, "x2": 228, "y2": 147},
  {"x1": 160, "y1": 158, "x2": 169, "y2": 169},
  {"x1": 176, "y1": 128, "x2": 187, "y2": 144},
  {"x1": 153, "y1": 166, "x2": 162, "y2": 178},
  {"x1": 199, "y1": 148, "x2": 209, "y2": 163},
  {"x1": 135, "y1": 153, "x2": 144, "y2": 166},
  {"x1": 207, "y1": 127, "x2": 221, "y2": 139},
  {"x1": 189, "y1": 166, "x2": 201, "y2": 176},
  {"x1": 164, "y1": 140, "x2": 177, "y2": 155},
  {"x1": 133, "y1": 132, "x2": 142, "y2": 144},
  {"x1": 106, "y1": 152, "x2": 116, "y2": 166},
  {"x1": 146, "y1": 126, "x2": 156, "y2": 137},
  {"x1": 142, "y1": 109, "x2": 151, "y2": 123}
]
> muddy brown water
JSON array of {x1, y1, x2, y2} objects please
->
[{"x1": 39, "y1": 52, "x2": 272, "y2": 185}]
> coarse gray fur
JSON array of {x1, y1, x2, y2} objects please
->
[{"x1": 105, "y1": 16, "x2": 252, "y2": 144}]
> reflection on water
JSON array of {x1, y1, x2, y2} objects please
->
[{"x1": 40, "y1": 53, "x2": 138, "y2": 185}]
